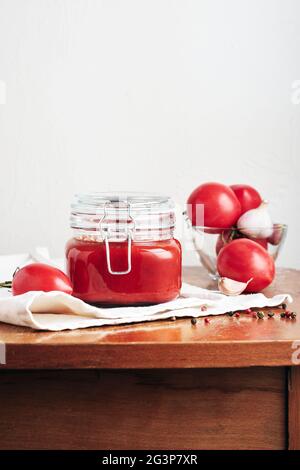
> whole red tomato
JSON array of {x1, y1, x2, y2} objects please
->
[
  {"x1": 217, "y1": 239, "x2": 275, "y2": 292},
  {"x1": 216, "y1": 230, "x2": 268, "y2": 255},
  {"x1": 230, "y1": 184, "x2": 262, "y2": 214},
  {"x1": 187, "y1": 182, "x2": 241, "y2": 230},
  {"x1": 12, "y1": 263, "x2": 73, "y2": 296}
]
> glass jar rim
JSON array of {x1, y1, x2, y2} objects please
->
[
  {"x1": 72, "y1": 191, "x2": 173, "y2": 214},
  {"x1": 70, "y1": 191, "x2": 176, "y2": 236}
]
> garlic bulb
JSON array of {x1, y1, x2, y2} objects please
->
[
  {"x1": 218, "y1": 277, "x2": 252, "y2": 296},
  {"x1": 237, "y1": 201, "x2": 273, "y2": 239}
]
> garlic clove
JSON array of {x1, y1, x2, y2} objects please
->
[
  {"x1": 237, "y1": 201, "x2": 273, "y2": 239},
  {"x1": 218, "y1": 277, "x2": 253, "y2": 296}
]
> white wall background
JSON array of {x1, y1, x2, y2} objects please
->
[{"x1": 0, "y1": 0, "x2": 300, "y2": 267}]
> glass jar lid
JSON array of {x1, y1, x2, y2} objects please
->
[{"x1": 70, "y1": 192, "x2": 176, "y2": 241}]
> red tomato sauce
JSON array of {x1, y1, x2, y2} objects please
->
[{"x1": 66, "y1": 237, "x2": 182, "y2": 306}]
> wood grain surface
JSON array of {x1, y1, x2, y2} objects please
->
[
  {"x1": 0, "y1": 368, "x2": 286, "y2": 450},
  {"x1": 288, "y1": 366, "x2": 300, "y2": 450},
  {"x1": 0, "y1": 267, "x2": 299, "y2": 369}
]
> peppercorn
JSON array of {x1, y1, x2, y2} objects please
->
[
  {"x1": 280, "y1": 312, "x2": 286, "y2": 318},
  {"x1": 246, "y1": 308, "x2": 252, "y2": 314},
  {"x1": 257, "y1": 311, "x2": 265, "y2": 319},
  {"x1": 281, "y1": 303, "x2": 287, "y2": 310},
  {"x1": 268, "y1": 311, "x2": 275, "y2": 318},
  {"x1": 291, "y1": 312, "x2": 297, "y2": 319},
  {"x1": 227, "y1": 311, "x2": 235, "y2": 317},
  {"x1": 191, "y1": 317, "x2": 197, "y2": 325},
  {"x1": 204, "y1": 318, "x2": 210, "y2": 324},
  {"x1": 201, "y1": 305, "x2": 207, "y2": 312},
  {"x1": 235, "y1": 312, "x2": 240, "y2": 318}
]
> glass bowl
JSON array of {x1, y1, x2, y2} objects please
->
[{"x1": 183, "y1": 212, "x2": 287, "y2": 280}]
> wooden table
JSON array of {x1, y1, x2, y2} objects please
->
[{"x1": 0, "y1": 267, "x2": 300, "y2": 450}]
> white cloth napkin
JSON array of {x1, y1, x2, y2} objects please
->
[{"x1": 0, "y1": 249, "x2": 292, "y2": 331}]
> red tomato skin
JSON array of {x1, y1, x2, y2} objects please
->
[
  {"x1": 187, "y1": 182, "x2": 241, "y2": 229},
  {"x1": 253, "y1": 238, "x2": 268, "y2": 250},
  {"x1": 12, "y1": 263, "x2": 73, "y2": 296},
  {"x1": 217, "y1": 239, "x2": 275, "y2": 292},
  {"x1": 230, "y1": 184, "x2": 262, "y2": 214}
]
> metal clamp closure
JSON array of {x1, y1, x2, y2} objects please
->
[{"x1": 99, "y1": 201, "x2": 135, "y2": 275}]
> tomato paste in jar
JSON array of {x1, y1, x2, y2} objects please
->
[{"x1": 66, "y1": 193, "x2": 182, "y2": 306}]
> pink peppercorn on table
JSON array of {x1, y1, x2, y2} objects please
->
[{"x1": 0, "y1": 267, "x2": 300, "y2": 450}]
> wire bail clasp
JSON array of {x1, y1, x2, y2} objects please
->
[{"x1": 100, "y1": 200, "x2": 135, "y2": 275}]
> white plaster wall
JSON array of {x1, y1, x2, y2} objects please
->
[{"x1": 0, "y1": 0, "x2": 300, "y2": 267}]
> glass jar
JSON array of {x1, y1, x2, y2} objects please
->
[{"x1": 66, "y1": 192, "x2": 182, "y2": 306}]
